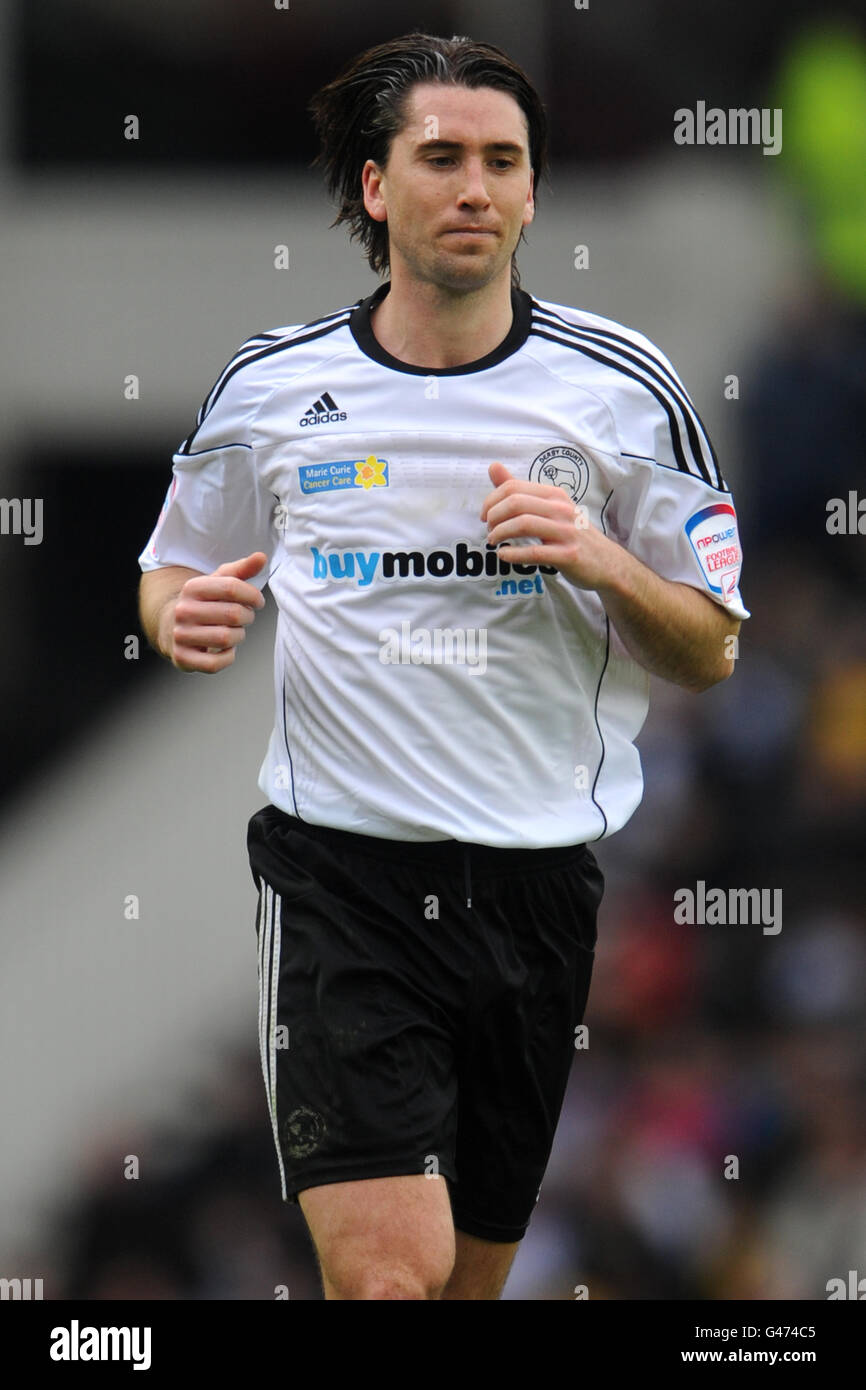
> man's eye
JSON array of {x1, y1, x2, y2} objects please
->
[{"x1": 427, "y1": 156, "x2": 514, "y2": 169}]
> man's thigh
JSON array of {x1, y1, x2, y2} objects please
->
[
  {"x1": 298, "y1": 1174, "x2": 456, "y2": 1300},
  {"x1": 298, "y1": 1177, "x2": 520, "y2": 1300}
]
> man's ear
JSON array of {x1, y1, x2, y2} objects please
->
[
  {"x1": 362, "y1": 160, "x2": 388, "y2": 224},
  {"x1": 523, "y1": 168, "x2": 535, "y2": 226}
]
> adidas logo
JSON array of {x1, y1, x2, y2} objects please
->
[{"x1": 299, "y1": 391, "x2": 347, "y2": 427}]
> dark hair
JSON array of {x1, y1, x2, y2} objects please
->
[{"x1": 308, "y1": 31, "x2": 548, "y2": 288}]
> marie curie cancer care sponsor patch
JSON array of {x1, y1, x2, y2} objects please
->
[
  {"x1": 685, "y1": 502, "x2": 742, "y2": 603},
  {"x1": 298, "y1": 456, "x2": 389, "y2": 494}
]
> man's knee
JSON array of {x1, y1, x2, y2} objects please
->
[{"x1": 327, "y1": 1256, "x2": 452, "y2": 1301}]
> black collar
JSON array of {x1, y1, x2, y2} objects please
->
[{"x1": 349, "y1": 279, "x2": 533, "y2": 376}]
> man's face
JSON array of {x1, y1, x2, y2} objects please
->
[{"x1": 361, "y1": 82, "x2": 535, "y2": 293}]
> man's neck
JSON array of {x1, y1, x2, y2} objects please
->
[{"x1": 369, "y1": 268, "x2": 515, "y2": 369}]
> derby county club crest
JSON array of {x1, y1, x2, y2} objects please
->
[{"x1": 529, "y1": 447, "x2": 590, "y2": 503}]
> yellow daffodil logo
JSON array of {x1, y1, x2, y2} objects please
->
[{"x1": 354, "y1": 455, "x2": 388, "y2": 490}]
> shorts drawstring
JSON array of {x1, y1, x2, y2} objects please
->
[{"x1": 463, "y1": 843, "x2": 472, "y2": 910}]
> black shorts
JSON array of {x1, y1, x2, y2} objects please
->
[{"x1": 247, "y1": 803, "x2": 604, "y2": 1244}]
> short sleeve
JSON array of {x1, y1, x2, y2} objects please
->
[
  {"x1": 138, "y1": 345, "x2": 276, "y2": 585},
  {"x1": 605, "y1": 350, "x2": 749, "y2": 622}
]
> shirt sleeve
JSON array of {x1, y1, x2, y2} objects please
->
[
  {"x1": 138, "y1": 343, "x2": 276, "y2": 585},
  {"x1": 604, "y1": 341, "x2": 750, "y2": 622}
]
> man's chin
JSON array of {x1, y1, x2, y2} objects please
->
[{"x1": 426, "y1": 252, "x2": 508, "y2": 293}]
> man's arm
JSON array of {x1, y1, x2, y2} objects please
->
[
  {"x1": 139, "y1": 564, "x2": 204, "y2": 661},
  {"x1": 139, "y1": 551, "x2": 268, "y2": 673},
  {"x1": 482, "y1": 463, "x2": 739, "y2": 693},
  {"x1": 592, "y1": 545, "x2": 738, "y2": 693}
]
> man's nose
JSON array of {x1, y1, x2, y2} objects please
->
[{"x1": 457, "y1": 159, "x2": 492, "y2": 205}]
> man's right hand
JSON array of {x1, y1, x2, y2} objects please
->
[{"x1": 162, "y1": 552, "x2": 268, "y2": 673}]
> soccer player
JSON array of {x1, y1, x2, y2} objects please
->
[{"x1": 138, "y1": 32, "x2": 748, "y2": 1301}]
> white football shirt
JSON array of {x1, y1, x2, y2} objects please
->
[{"x1": 139, "y1": 281, "x2": 749, "y2": 847}]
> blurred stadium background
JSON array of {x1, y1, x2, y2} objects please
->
[{"x1": 1, "y1": 0, "x2": 864, "y2": 1300}]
